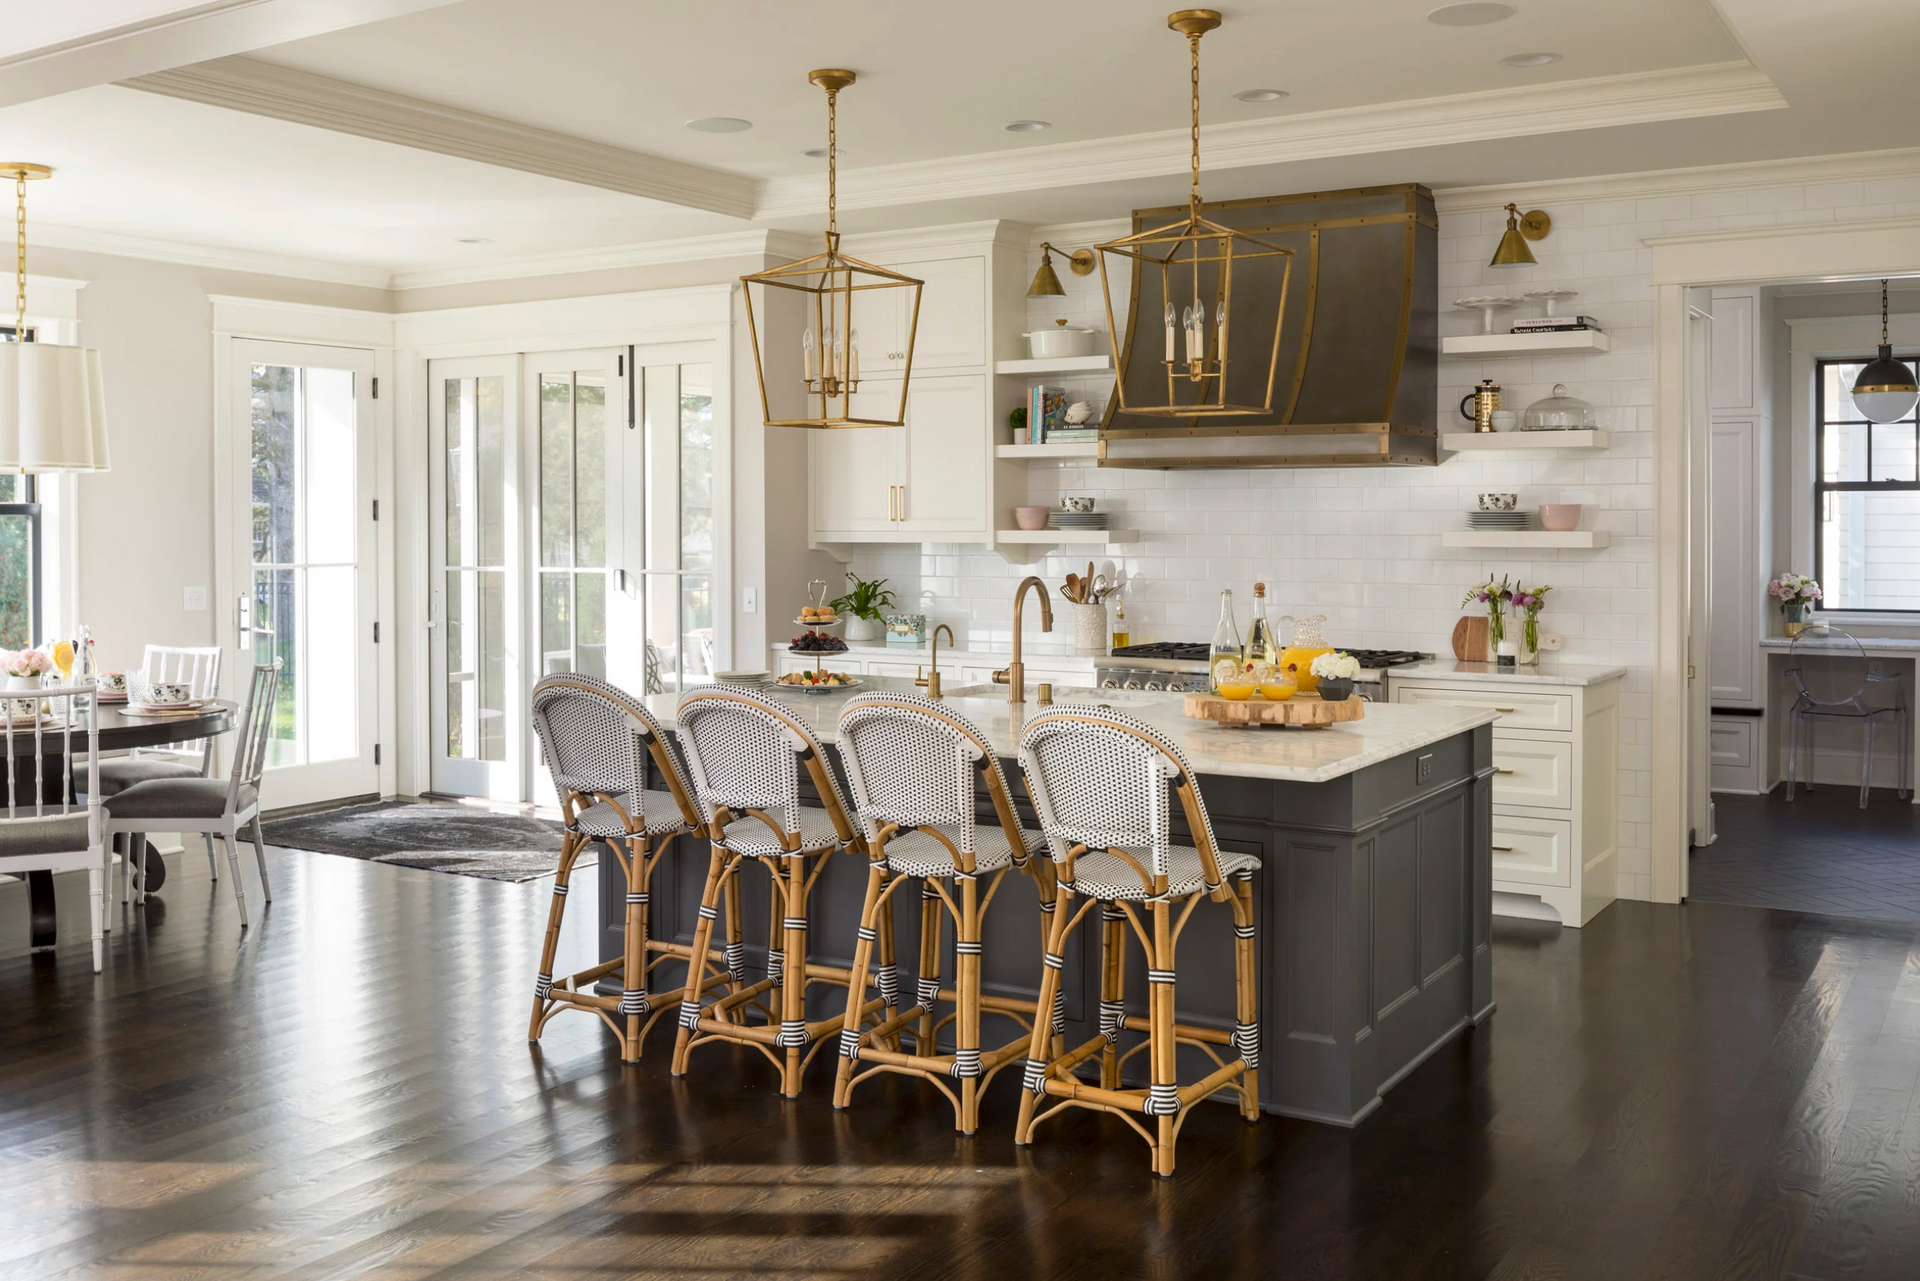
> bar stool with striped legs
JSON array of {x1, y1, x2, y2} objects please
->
[
  {"x1": 1013, "y1": 705, "x2": 1262, "y2": 1177},
  {"x1": 670, "y1": 684, "x2": 894, "y2": 1098},
  {"x1": 527, "y1": 673, "x2": 740, "y2": 1062},
  {"x1": 829, "y1": 692, "x2": 1060, "y2": 1134}
]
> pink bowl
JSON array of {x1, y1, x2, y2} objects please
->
[
  {"x1": 1013, "y1": 505, "x2": 1051, "y2": 531},
  {"x1": 1539, "y1": 503, "x2": 1583, "y2": 531}
]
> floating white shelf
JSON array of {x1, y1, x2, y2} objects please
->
[
  {"x1": 1441, "y1": 429, "x2": 1610, "y2": 451},
  {"x1": 1441, "y1": 530, "x2": 1611, "y2": 550},
  {"x1": 1440, "y1": 331, "x2": 1612, "y2": 358},
  {"x1": 994, "y1": 354, "x2": 1113, "y2": 376},
  {"x1": 996, "y1": 440, "x2": 1102, "y2": 460},
  {"x1": 996, "y1": 528, "x2": 1138, "y2": 546}
]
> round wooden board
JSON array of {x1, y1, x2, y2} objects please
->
[{"x1": 1183, "y1": 690, "x2": 1366, "y2": 729}]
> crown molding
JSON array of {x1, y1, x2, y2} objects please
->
[
  {"x1": 838, "y1": 219, "x2": 1026, "y2": 259},
  {"x1": 123, "y1": 55, "x2": 757, "y2": 219},
  {"x1": 389, "y1": 228, "x2": 811, "y2": 291},
  {"x1": 33, "y1": 221, "x2": 393, "y2": 288},
  {"x1": 1029, "y1": 219, "x2": 1131, "y2": 251},
  {"x1": 756, "y1": 61, "x2": 1783, "y2": 219},
  {"x1": 1644, "y1": 213, "x2": 1920, "y2": 248},
  {"x1": 1435, "y1": 146, "x2": 1920, "y2": 215}
]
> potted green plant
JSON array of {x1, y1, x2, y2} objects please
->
[{"x1": 831, "y1": 572, "x2": 897, "y2": 643}]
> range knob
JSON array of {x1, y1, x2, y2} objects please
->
[
  {"x1": 1099, "y1": 678, "x2": 1120, "y2": 689},
  {"x1": 1122, "y1": 679, "x2": 1143, "y2": 690},
  {"x1": 1143, "y1": 680, "x2": 1164, "y2": 691}
]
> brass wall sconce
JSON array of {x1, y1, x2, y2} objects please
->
[
  {"x1": 1027, "y1": 242, "x2": 1097, "y2": 297},
  {"x1": 1489, "y1": 202, "x2": 1551, "y2": 267}
]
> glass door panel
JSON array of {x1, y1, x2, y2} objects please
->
[
  {"x1": 536, "y1": 367, "x2": 610, "y2": 681},
  {"x1": 637, "y1": 361, "x2": 715, "y2": 693},
  {"x1": 230, "y1": 340, "x2": 378, "y2": 808},
  {"x1": 429, "y1": 357, "x2": 520, "y2": 799}
]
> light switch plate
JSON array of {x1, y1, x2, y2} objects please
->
[
  {"x1": 183, "y1": 586, "x2": 208, "y2": 611},
  {"x1": 742, "y1": 587, "x2": 758, "y2": 614}
]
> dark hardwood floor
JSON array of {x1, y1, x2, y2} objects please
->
[
  {"x1": 1694, "y1": 789, "x2": 1920, "y2": 922},
  {"x1": 6, "y1": 837, "x2": 1920, "y2": 1280}
]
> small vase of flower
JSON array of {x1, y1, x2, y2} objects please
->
[
  {"x1": 2, "y1": 648, "x2": 50, "y2": 690},
  {"x1": 1768, "y1": 572, "x2": 1821, "y2": 637},
  {"x1": 1310, "y1": 651, "x2": 1361, "y2": 702},
  {"x1": 1463, "y1": 576, "x2": 1515, "y2": 661},
  {"x1": 1512, "y1": 583, "x2": 1552, "y2": 665}
]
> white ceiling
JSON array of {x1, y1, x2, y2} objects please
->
[{"x1": 0, "y1": 0, "x2": 1914, "y2": 282}]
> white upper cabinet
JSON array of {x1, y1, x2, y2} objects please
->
[
  {"x1": 899, "y1": 375, "x2": 988, "y2": 532},
  {"x1": 858, "y1": 255, "x2": 987, "y2": 377}
]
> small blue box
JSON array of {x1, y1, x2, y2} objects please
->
[{"x1": 884, "y1": 613, "x2": 928, "y2": 646}]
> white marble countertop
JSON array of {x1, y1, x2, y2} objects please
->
[
  {"x1": 1758, "y1": 635, "x2": 1920, "y2": 653},
  {"x1": 650, "y1": 676, "x2": 1496, "y2": 784},
  {"x1": 1390, "y1": 660, "x2": 1626, "y2": 687},
  {"x1": 769, "y1": 640, "x2": 1097, "y2": 669}
]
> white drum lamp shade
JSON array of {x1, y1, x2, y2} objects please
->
[{"x1": 0, "y1": 342, "x2": 109, "y2": 472}]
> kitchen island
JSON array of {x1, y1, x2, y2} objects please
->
[{"x1": 601, "y1": 678, "x2": 1497, "y2": 1126}]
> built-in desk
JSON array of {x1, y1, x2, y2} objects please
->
[{"x1": 1752, "y1": 636, "x2": 1917, "y2": 801}]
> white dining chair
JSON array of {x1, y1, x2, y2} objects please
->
[
  {"x1": 98, "y1": 644, "x2": 223, "y2": 893},
  {"x1": 0, "y1": 682, "x2": 107, "y2": 971},
  {"x1": 105, "y1": 662, "x2": 279, "y2": 928}
]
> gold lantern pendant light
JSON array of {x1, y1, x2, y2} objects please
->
[
  {"x1": 0, "y1": 164, "x2": 108, "y2": 473},
  {"x1": 1850, "y1": 279, "x2": 1919, "y2": 424},
  {"x1": 741, "y1": 70, "x2": 923, "y2": 429},
  {"x1": 1095, "y1": 10, "x2": 1294, "y2": 418}
]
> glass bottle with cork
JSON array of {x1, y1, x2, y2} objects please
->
[
  {"x1": 1243, "y1": 583, "x2": 1296, "y2": 701},
  {"x1": 1110, "y1": 600, "x2": 1130, "y2": 649},
  {"x1": 1208, "y1": 588, "x2": 1254, "y2": 698}
]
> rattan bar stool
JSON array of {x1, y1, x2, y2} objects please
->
[
  {"x1": 830, "y1": 692, "x2": 1061, "y2": 1134},
  {"x1": 670, "y1": 684, "x2": 892, "y2": 1097},
  {"x1": 528, "y1": 673, "x2": 737, "y2": 1062},
  {"x1": 1014, "y1": 705, "x2": 1261, "y2": 1177}
]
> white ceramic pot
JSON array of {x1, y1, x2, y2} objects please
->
[
  {"x1": 6, "y1": 673, "x2": 41, "y2": 691},
  {"x1": 1024, "y1": 325, "x2": 1096, "y2": 360},
  {"x1": 844, "y1": 617, "x2": 880, "y2": 643},
  {"x1": 1073, "y1": 602, "x2": 1108, "y2": 656}
]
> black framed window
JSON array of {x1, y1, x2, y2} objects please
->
[
  {"x1": 1815, "y1": 355, "x2": 1920, "y2": 612},
  {"x1": 0, "y1": 472, "x2": 41, "y2": 648}
]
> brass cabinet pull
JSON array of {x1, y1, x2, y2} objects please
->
[
  {"x1": 1493, "y1": 706, "x2": 1516, "y2": 713},
  {"x1": 896, "y1": 485, "x2": 906, "y2": 522},
  {"x1": 888, "y1": 485, "x2": 898, "y2": 521},
  {"x1": 1494, "y1": 767, "x2": 1515, "y2": 775},
  {"x1": 1491, "y1": 844, "x2": 1514, "y2": 852}
]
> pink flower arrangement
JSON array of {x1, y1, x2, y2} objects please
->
[
  {"x1": 0, "y1": 649, "x2": 50, "y2": 677},
  {"x1": 1767, "y1": 572, "x2": 1821, "y2": 605}
]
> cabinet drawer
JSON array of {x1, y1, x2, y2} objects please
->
[
  {"x1": 1393, "y1": 683, "x2": 1574, "y2": 733},
  {"x1": 1709, "y1": 716, "x2": 1754, "y2": 769},
  {"x1": 1491, "y1": 737, "x2": 1573, "y2": 809},
  {"x1": 1490, "y1": 814, "x2": 1572, "y2": 888}
]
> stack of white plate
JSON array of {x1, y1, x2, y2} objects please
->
[
  {"x1": 1047, "y1": 511, "x2": 1110, "y2": 531},
  {"x1": 712, "y1": 670, "x2": 774, "y2": 687},
  {"x1": 1466, "y1": 510, "x2": 1533, "y2": 530}
]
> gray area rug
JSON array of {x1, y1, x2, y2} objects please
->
[{"x1": 260, "y1": 800, "x2": 578, "y2": 883}]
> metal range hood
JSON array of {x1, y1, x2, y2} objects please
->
[{"x1": 1097, "y1": 183, "x2": 1438, "y2": 469}]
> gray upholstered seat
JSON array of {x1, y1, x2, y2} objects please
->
[
  {"x1": 96, "y1": 756, "x2": 202, "y2": 796},
  {"x1": 573, "y1": 791, "x2": 694, "y2": 838},
  {"x1": 1064, "y1": 846, "x2": 1261, "y2": 902},
  {"x1": 0, "y1": 812, "x2": 91, "y2": 857},
  {"x1": 105, "y1": 778, "x2": 258, "y2": 821}
]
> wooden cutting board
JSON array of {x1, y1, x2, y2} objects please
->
[
  {"x1": 1451, "y1": 615, "x2": 1491, "y2": 662},
  {"x1": 1183, "y1": 691, "x2": 1366, "y2": 729}
]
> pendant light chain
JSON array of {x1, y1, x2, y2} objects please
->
[
  {"x1": 1188, "y1": 32, "x2": 1202, "y2": 215},
  {"x1": 14, "y1": 168, "x2": 26, "y2": 340},
  {"x1": 826, "y1": 85, "x2": 839, "y2": 238},
  {"x1": 1883, "y1": 278, "x2": 1890, "y2": 347}
]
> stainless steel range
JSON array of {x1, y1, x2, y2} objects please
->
[{"x1": 1095, "y1": 643, "x2": 1430, "y2": 699}]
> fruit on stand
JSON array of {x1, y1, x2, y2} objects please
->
[
  {"x1": 789, "y1": 630, "x2": 848, "y2": 653},
  {"x1": 776, "y1": 670, "x2": 856, "y2": 688}
]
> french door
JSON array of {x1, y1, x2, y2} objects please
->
[
  {"x1": 426, "y1": 345, "x2": 717, "y2": 803},
  {"x1": 226, "y1": 339, "x2": 380, "y2": 808}
]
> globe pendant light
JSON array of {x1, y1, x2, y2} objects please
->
[
  {"x1": 0, "y1": 164, "x2": 108, "y2": 473},
  {"x1": 740, "y1": 71, "x2": 923, "y2": 429},
  {"x1": 1850, "y1": 279, "x2": 1918, "y2": 424},
  {"x1": 1094, "y1": 10, "x2": 1294, "y2": 418}
]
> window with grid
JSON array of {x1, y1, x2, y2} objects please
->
[
  {"x1": 0, "y1": 473, "x2": 41, "y2": 648},
  {"x1": 1816, "y1": 355, "x2": 1920, "y2": 612}
]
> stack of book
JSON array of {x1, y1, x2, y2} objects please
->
[
  {"x1": 1511, "y1": 314, "x2": 1603, "y2": 334},
  {"x1": 1028, "y1": 385, "x2": 1101, "y2": 443}
]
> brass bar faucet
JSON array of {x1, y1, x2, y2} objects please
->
[
  {"x1": 992, "y1": 576, "x2": 1053, "y2": 704},
  {"x1": 916, "y1": 624, "x2": 954, "y2": 699}
]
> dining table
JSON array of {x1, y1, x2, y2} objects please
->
[{"x1": 10, "y1": 697, "x2": 238, "y2": 951}]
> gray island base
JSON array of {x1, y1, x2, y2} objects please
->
[{"x1": 600, "y1": 679, "x2": 1497, "y2": 1126}]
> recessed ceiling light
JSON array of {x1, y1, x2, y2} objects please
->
[
  {"x1": 1499, "y1": 51, "x2": 1563, "y2": 67},
  {"x1": 685, "y1": 116, "x2": 753, "y2": 133},
  {"x1": 456, "y1": 236, "x2": 492, "y2": 244},
  {"x1": 1234, "y1": 88, "x2": 1289, "y2": 103},
  {"x1": 1427, "y1": 2, "x2": 1516, "y2": 24},
  {"x1": 1003, "y1": 120, "x2": 1051, "y2": 133}
]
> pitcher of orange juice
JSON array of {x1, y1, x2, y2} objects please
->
[{"x1": 1279, "y1": 613, "x2": 1333, "y2": 693}]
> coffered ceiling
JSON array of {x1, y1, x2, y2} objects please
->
[{"x1": 0, "y1": 0, "x2": 1915, "y2": 282}]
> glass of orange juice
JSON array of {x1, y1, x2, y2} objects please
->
[{"x1": 1211, "y1": 657, "x2": 1257, "y2": 701}]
